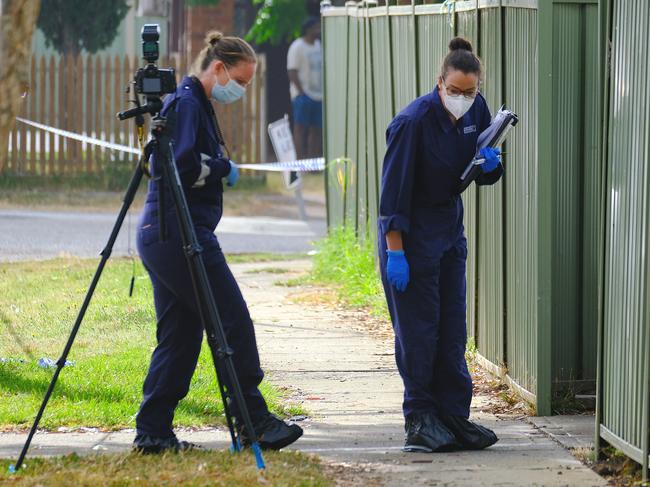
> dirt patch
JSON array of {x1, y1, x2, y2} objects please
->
[
  {"x1": 469, "y1": 363, "x2": 534, "y2": 417},
  {"x1": 286, "y1": 286, "x2": 393, "y2": 341},
  {"x1": 323, "y1": 461, "x2": 384, "y2": 487},
  {"x1": 572, "y1": 446, "x2": 644, "y2": 487}
]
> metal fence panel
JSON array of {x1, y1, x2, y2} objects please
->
[
  {"x1": 580, "y1": 3, "x2": 601, "y2": 382},
  {"x1": 457, "y1": 9, "x2": 480, "y2": 340},
  {"x1": 357, "y1": 16, "x2": 369, "y2": 236},
  {"x1": 416, "y1": 13, "x2": 453, "y2": 96},
  {"x1": 323, "y1": 16, "x2": 349, "y2": 227},
  {"x1": 390, "y1": 13, "x2": 417, "y2": 114},
  {"x1": 601, "y1": 0, "x2": 650, "y2": 468},
  {"x1": 551, "y1": 4, "x2": 584, "y2": 386},
  {"x1": 504, "y1": 6, "x2": 538, "y2": 396},
  {"x1": 370, "y1": 14, "x2": 395, "y2": 227},
  {"x1": 477, "y1": 6, "x2": 505, "y2": 366},
  {"x1": 365, "y1": 14, "x2": 380, "y2": 233},
  {"x1": 345, "y1": 14, "x2": 360, "y2": 225}
]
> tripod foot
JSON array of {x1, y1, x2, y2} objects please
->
[
  {"x1": 8, "y1": 464, "x2": 16, "y2": 474},
  {"x1": 252, "y1": 442, "x2": 266, "y2": 470}
]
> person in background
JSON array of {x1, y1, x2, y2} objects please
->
[
  {"x1": 378, "y1": 37, "x2": 502, "y2": 453},
  {"x1": 287, "y1": 16, "x2": 322, "y2": 159}
]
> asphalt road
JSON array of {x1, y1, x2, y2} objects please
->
[{"x1": 0, "y1": 209, "x2": 326, "y2": 262}]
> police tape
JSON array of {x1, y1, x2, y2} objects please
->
[{"x1": 15, "y1": 117, "x2": 326, "y2": 173}]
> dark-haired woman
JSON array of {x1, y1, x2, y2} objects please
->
[
  {"x1": 133, "y1": 31, "x2": 303, "y2": 453},
  {"x1": 378, "y1": 37, "x2": 502, "y2": 453}
]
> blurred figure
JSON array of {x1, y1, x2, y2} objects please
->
[{"x1": 287, "y1": 16, "x2": 322, "y2": 159}]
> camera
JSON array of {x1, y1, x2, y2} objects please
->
[{"x1": 134, "y1": 24, "x2": 176, "y2": 97}]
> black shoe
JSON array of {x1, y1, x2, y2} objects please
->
[
  {"x1": 403, "y1": 413, "x2": 461, "y2": 453},
  {"x1": 239, "y1": 413, "x2": 303, "y2": 450},
  {"x1": 133, "y1": 434, "x2": 204, "y2": 454},
  {"x1": 439, "y1": 414, "x2": 498, "y2": 450}
]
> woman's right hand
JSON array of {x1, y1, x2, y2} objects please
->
[{"x1": 387, "y1": 249, "x2": 410, "y2": 292}]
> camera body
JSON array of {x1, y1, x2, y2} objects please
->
[
  {"x1": 134, "y1": 24, "x2": 176, "y2": 97},
  {"x1": 135, "y1": 65, "x2": 176, "y2": 97}
]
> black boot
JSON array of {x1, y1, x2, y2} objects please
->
[
  {"x1": 239, "y1": 412, "x2": 303, "y2": 450},
  {"x1": 439, "y1": 414, "x2": 498, "y2": 450},
  {"x1": 403, "y1": 412, "x2": 460, "y2": 453},
  {"x1": 133, "y1": 433, "x2": 203, "y2": 454}
]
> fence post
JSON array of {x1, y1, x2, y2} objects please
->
[
  {"x1": 48, "y1": 56, "x2": 55, "y2": 175},
  {"x1": 536, "y1": 0, "x2": 554, "y2": 417},
  {"x1": 594, "y1": 0, "x2": 613, "y2": 461}
]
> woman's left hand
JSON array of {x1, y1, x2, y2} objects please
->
[{"x1": 226, "y1": 161, "x2": 239, "y2": 187}]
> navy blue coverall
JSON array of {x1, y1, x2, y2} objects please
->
[
  {"x1": 378, "y1": 86, "x2": 503, "y2": 420},
  {"x1": 135, "y1": 76, "x2": 268, "y2": 438}
]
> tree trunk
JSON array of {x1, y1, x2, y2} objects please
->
[{"x1": 0, "y1": 0, "x2": 41, "y2": 173}]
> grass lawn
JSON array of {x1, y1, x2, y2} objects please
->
[
  {"x1": 0, "y1": 258, "x2": 302, "y2": 431},
  {"x1": 0, "y1": 450, "x2": 331, "y2": 486}
]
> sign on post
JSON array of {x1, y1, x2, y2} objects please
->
[{"x1": 268, "y1": 115, "x2": 302, "y2": 191}]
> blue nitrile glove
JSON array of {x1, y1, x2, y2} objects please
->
[
  {"x1": 386, "y1": 249, "x2": 410, "y2": 292},
  {"x1": 479, "y1": 147, "x2": 501, "y2": 173},
  {"x1": 226, "y1": 160, "x2": 239, "y2": 187}
]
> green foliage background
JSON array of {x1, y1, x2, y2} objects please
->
[
  {"x1": 246, "y1": 0, "x2": 308, "y2": 45},
  {"x1": 37, "y1": 0, "x2": 129, "y2": 55}
]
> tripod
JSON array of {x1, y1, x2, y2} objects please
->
[{"x1": 10, "y1": 100, "x2": 265, "y2": 473}]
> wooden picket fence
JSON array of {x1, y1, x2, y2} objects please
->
[{"x1": 1, "y1": 54, "x2": 267, "y2": 176}]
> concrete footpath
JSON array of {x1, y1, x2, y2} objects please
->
[{"x1": 0, "y1": 260, "x2": 606, "y2": 486}]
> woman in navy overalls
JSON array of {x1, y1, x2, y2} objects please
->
[
  {"x1": 133, "y1": 31, "x2": 303, "y2": 453},
  {"x1": 379, "y1": 37, "x2": 502, "y2": 453}
]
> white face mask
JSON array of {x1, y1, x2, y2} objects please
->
[{"x1": 441, "y1": 84, "x2": 476, "y2": 120}]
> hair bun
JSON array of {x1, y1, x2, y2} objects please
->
[
  {"x1": 205, "y1": 31, "x2": 224, "y2": 46},
  {"x1": 448, "y1": 37, "x2": 473, "y2": 52}
]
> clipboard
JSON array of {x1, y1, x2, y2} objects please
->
[{"x1": 459, "y1": 106, "x2": 519, "y2": 194}]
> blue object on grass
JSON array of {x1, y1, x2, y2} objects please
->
[
  {"x1": 8, "y1": 464, "x2": 16, "y2": 474},
  {"x1": 0, "y1": 358, "x2": 27, "y2": 364},
  {"x1": 37, "y1": 358, "x2": 73, "y2": 369}
]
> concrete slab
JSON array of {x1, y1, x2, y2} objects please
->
[{"x1": 529, "y1": 415, "x2": 597, "y2": 450}]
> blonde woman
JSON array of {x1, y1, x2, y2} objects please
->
[{"x1": 134, "y1": 32, "x2": 303, "y2": 454}]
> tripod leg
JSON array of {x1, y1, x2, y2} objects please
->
[
  {"x1": 10, "y1": 164, "x2": 145, "y2": 474},
  {"x1": 158, "y1": 140, "x2": 265, "y2": 470},
  {"x1": 184, "y1": 274, "x2": 240, "y2": 452}
]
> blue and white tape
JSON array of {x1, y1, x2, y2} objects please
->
[{"x1": 16, "y1": 117, "x2": 325, "y2": 173}]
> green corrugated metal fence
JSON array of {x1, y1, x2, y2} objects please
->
[
  {"x1": 323, "y1": 0, "x2": 601, "y2": 416},
  {"x1": 323, "y1": 0, "x2": 650, "y2": 478},
  {"x1": 597, "y1": 0, "x2": 650, "y2": 480}
]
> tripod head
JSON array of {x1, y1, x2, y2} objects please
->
[{"x1": 117, "y1": 96, "x2": 163, "y2": 121}]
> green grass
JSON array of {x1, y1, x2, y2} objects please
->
[
  {"x1": 0, "y1": 450, "x2": 331, "y2": 486},
  {"x1": 307, "y1": 227, "x2": 388, "y2": 319},
  {"x1": 0, "y1": 258, "x2": 302, "y2": 431}
]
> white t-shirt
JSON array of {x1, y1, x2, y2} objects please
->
[{"x1": 287, "y1": 38, "x2": 323, "y2": 101}]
